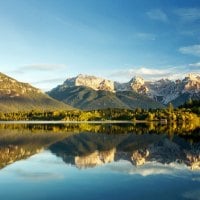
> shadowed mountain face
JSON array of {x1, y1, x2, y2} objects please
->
[
  {"x1": 47, "y1": 86, "x2": 163, "y2": 110},
  {"x1": 48, "y1": 74, "x2": 200, "y2": 109},
  {"x1": 0, "y1": 72, "x2": 73, "y2": 112},
  {"x1": 0, "y1": 123, "x2": 199, "y2": 170}
]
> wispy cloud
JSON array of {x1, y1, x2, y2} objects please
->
[
  {"x1": 179, "y1": 44, "x2": 200, "y2": 57},
  {"x1": 174, "y1": 8, "x2": 200, "y2": 22},
  {"x1": 136, "y1": 32, "x2": 156, "y2": 41},
  {"x1": 146, "y1": 9, "x2": 168, "y2": 22},
  {"x1": 189, "y1": 62, "x2": 200, "y2": 67},
  {"x1": 110, "y1": 65, "x2": 200, "y2": 81},
  {"x1": 14, "y1": 64, "x2": 67, "y2": 73},
  {"x1": 110, "y1": 67, "x2": 176, "y2": 81}
]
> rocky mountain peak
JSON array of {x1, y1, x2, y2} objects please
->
[
  {"x1": 182, "y1": 73, "x2": 200, "y2": 93},
  {"x1": 128, "y1": 76, "x2": 148, "y2": 94},
  {"x1": 49, "y1": 72, "x2": 200, "y2": 107},
  {"x1": 185, "y1": 73, "x2": 199, "y2": 81},
  {"x1": 130, "y1": 76, "x2": 145, "y2": 85},
  {"x1": 64, "y1": 74, "x2": 115, "y2": 91}
]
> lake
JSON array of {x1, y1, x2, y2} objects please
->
[{"x1": 0, "y1": 122, "x2": 199, "y2": 200}]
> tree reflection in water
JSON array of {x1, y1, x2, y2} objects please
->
[{"x1": 0, "y1": 122, "x2": 199, "y2": 170}]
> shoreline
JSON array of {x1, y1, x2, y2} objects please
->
[{"x1": 0, "y1": 120, "x2": 136, "y2": 124}]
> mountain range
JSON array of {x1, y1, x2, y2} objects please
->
[
  {"x1": 48, "y1": 73, "x2": 200, "y2": 109},
  {"x1": 0, "y1": 72, "x2": 199, "y2": 112}
]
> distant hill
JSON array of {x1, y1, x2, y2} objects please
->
[{"x1": 0, "y1": 72, "x2": 73, "y2": 112}]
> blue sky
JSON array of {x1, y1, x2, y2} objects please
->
[{"x1": 0, "y1": 0, "x2": 200, "y2": 90}]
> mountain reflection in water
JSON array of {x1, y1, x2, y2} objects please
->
[{"x1": 0, "y1": 123, "x2": 199, "y2": 171}]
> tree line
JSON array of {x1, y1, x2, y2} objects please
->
[{"x1": 0, "y1": 100, "x2": 199, "y2": 123}]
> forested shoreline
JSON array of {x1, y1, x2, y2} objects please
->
[{"x1": 0, "y1": 100, "x2": 199, "y2": 124}]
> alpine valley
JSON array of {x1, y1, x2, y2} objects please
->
[{"x1": 48, "y1": 73, "x2": 200, "y2": 110}]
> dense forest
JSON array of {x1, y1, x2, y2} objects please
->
[{"x1": 0, "y1": 100, "x2": 199, "y2": 123}]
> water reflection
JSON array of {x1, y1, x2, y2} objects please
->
[
  {"x1": 0, "y1": 123, "x2": 199, "y2": 171},
  {"x1": 49, "y1": 132, "x2": 200, "y2": 170},
  {"x1": 0, "y1": 149, "x2": 199, "y2": 200}
]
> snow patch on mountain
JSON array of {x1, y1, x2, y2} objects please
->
[
  {"x1": 57, "y1": 73, "x2": 200, "y2": 105},
  {"x1": 63, "y1": 74, "x2": 115, "y2": 92}
]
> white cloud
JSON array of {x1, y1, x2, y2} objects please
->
[
  {"x1": 110, "y1": 67, "x2": 177, "y2": 81},
  {"x1": 109, "y1": 64, "x2": 200, "y2": 82},
  {"x1": 189, "y1": 62, "x2": 200, "y2": 67},
  {"x1": 14, "y1": 64, "x2": 67, "y2": 73},
  {"x1": 134, "y1": 67, "x2": 169, "y2": 75},
  {"x1": 175, "y1": 8, "x2": 200, "y2": 22},
  {"x1": 179, "y1": 44, "x2": 200, "y2": 57},
  {"x1": 147, "y1": 9, "x2": 168, "y2": 22},
  {"x1": 23, "y1": 64, "x2": 66, "y2": 71}
]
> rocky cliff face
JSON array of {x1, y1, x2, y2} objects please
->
[
  {"x1": 0, "y1": 72, "x2": 42, "y2": 98},
  {"x1": 52, "y1": 73, "x2": 200, "y2": 106},
  {"x1": 146, "y1": 79, "x2": 180, "y2": 104},
  {"x1": 120, "y1": 73, "x2": 200, "y2": 105},
  {"x1": 0, "y1": 72, "x2": 72, "y2": 112},
  {"x1": 147, "y1": 74, "x2": 200, "y2": 105},
  {"x1": 115, "y1": 76, "x2": 149, "y2": 94},
  {"x1": 183, "y1": 74, "x2": 200, "y2": 93},
  {"x1": 63, "y1": 74, "x2": 115, "y2": 92}
]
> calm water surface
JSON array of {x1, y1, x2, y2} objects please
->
[{"x1": 0, "y1": 123, "x2": 199, "y2": 200}]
